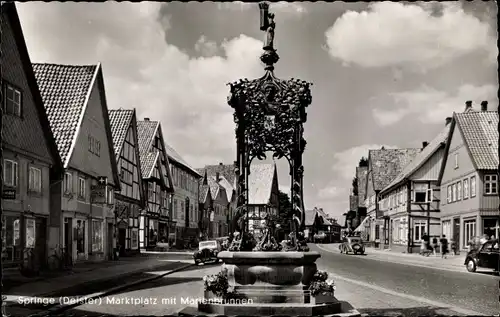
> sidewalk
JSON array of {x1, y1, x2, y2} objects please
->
[
  {"x1": 318, "y1": 243, "x2": 466, "y2": 271},
  {"x1": 3, "y1": 256, "x2": 191, "y2": 298}
]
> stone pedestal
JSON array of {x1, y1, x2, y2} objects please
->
[{"x1": 179, "y1": 251, "x2": 347, "y2": 316}]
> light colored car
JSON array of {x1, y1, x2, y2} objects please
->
[{"x1": 193, "y1": 240, "x2": 221, "y2": 265}]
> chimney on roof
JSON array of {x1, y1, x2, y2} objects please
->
[
  {"x1": 144, "y1": 118, "x2": 150, "y2": 121},
  {"x1": 445, "y1": 117, "x2": 452, "y2": 126},
  {"x1": 481, "y1": 101, "x2": 488, "y2": 111},
  {"x1": 219, "y1": 162, "x2": 223, "y2": 166},
  {"x1": 216, "y1": 172, "x2": 220, "y2": 181},
  {"x1": 465, "y1": 101, "x2": 472, "y2": 111},
  {"x1": 422, "y1": 141, "x2": 429, "y2": 149}
]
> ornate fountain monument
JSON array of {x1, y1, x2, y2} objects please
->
[{"x1": 179, "y1": 3, "x2": 359, "y2": 316}]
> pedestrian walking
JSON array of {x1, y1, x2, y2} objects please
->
[
  {"x1": 440, "y1": 235, "x2": 449, "y2": 259},
  {"x1": 432, "y1": 236, "x2": 439, "y2": 256}
]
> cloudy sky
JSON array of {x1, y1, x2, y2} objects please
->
[{"x1": 17, "y1": 1, "x2": 498, "y2": 221}]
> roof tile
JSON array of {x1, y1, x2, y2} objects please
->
[
  {"x1": 136, "y1": 120, "x2": 159, "y2": 178},
  {"x1": 383, "y1": 125, "x2": 451, "y2": 192},
  {"x1": 369, "y1": 148, "x2": 420, "y2": 191},
  {"x1": 32, "y1": 63, "x2": 97, "y2": 165},
  {"x1": 164, "y1": 143, "x2": 200, "y2": 176},
  {"x1": 108, "y1": 109, "x2": 134, "y2": 161},
  {"x1": 456, "y1": 111, "x2": 499, "y2": 170}
]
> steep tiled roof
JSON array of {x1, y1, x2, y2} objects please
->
[
  {"x1": 356, "y1": 166, "x2": 368, "y2": 207},
  {"x1": 316, "y1": 208, "x2": 332, "y2": 226},
  {"x1": 207, "y1": 175, "x2": 221, "y2": 199},
  {"x1": 248, "y1": 163, "x2": 276, "y2": 205},
  {"x1": 2, "y1": 3, "x2": 62, "y2": 173},
  {"x1": 140, "y1": 151, "x2": 159, "y2": 178},
  {"x1": 199, "y1": 183, "x2": 210, "y2": 204},
  {"x1": 383, "y1": 125, "x2": 451, "y2": 193},
  {"x1": 164, "y1": 143, "x2": 201, "y2": 177},
  {"x1": 218, "y1": 176, "x2": 234, "y2": 202},
  {"x1": 369, "y1": 148, "x2": 420, "y2": 191},
  {"x1": 136, "y1": 120, "x2": 159, "y2": 178},
  {"x1": 204, "y1": 163, "x2": 236, "y2": 188},
  {"x1": 108, "y1": 109, "x2": 134, "y2": 161},
  {"x1": 455, "y1": 111, "x2": 499, "y2": 170},
  {"x1": 305, "y1": 209, "x2": 317, "y2": 227},
  {"x1": 32, "y1": 63, "x2": 98, "y2": 166}
]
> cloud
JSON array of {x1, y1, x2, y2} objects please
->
[
  {"x1": 317, "y1": 144, "x2": 396, "y2": 206},
  {"x1": 17, "y1": 2, "x2": 264, "y2": 169},
  {"x1": 194, "y1": 35, "x2": 218, "y2": 57},
  {"x1": 318, "y1": 186, "x2": 344, "y2": 200},
  {"x1": 325, "y1": 2, "x2": 495, "y2": 72},
  {"x1": 217, "y1": 1, "x2": 306, "y2": 16},
  {"x1": 372, "y1": 84, "x2": 498, "y2": 126}
]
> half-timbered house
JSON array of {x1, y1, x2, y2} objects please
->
[
  {"x1": 109, "y1": 109, "x2": 146, "y2": 255},
  {"x1": 137, "y1": 119, "x2": 174, "y2": 249}
]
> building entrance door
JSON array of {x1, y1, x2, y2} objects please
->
[
  {"x1": 453, "y1": 218, "x2": 460, "y2": 254},
  {"x1": 118, "y1": 228, "x2": 126, "y2": 255},
  {"x1": 108, "y1": 223, "x2": 114, "y2": 259}
]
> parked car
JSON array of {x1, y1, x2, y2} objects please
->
[
  {"x1": 464, "y1": 239, "x2": 499, "y2": 273},
  {"x1": 193, "y1": 240, "x2": 222, "y2": 265}
]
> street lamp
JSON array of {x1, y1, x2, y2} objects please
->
[{"x1": 227, "y1": 2, "x2": 312, "y2": 251}]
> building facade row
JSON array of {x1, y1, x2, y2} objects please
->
[{"x1": 353, "y1": 100, "x2": 499, "y2": 253}]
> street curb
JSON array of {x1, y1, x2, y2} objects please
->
[
  {"x1": 141, "y1": 251, "x2": 194, "y2": 256},
  {"x1": 315, "y1": 244, "x2": 465, "y2": 273},
  {"x1": 30, "y1": 262, "x2": 194, "y2": 316}
]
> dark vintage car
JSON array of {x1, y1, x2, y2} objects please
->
[
  {"x1": 193, "y1": 240, "x2": 222, "y2": 265},
  {"x1": 464, "y1": 239, "x2": 499, "y2": 273},
  {"x1": 339, "y1": 235, "x2": 365, "y2": 255}
]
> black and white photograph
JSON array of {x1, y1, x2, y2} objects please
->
[{"x1": 1, "y1": 1, "x2": 499, "y2": 316}]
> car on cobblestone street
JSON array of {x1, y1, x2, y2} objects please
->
[
  {"x1": 193, "y1": 240, "x2": 222, "y2": 265},
  {"x1": 464, "y1": 239, "x2": 499, "y2": 273}
]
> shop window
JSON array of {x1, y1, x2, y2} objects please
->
[
  {"x1": 131, "y1": 229, "x2": 138, "y2": 249},
  {"x1": 3, "y1": 159, "x2": 18, "y2": 187},
  {"x1": 442, "y1": 220, "x2": 451, "y2": 239},
  {"x1": 76, "y1": 220, "x2": 85, "y2": 254},
  {"x1": 2, "y1": 215, "x2": 22, "y2": 262},
  {"x1": 414, "y1": 221, "x2": 426, "y2": 242},
  {"x1": 483, "y1": 218, "x2": 499, "y2": 239},
  {"x1": 92, "y1": 220, "x2": 103, "y2": 252},
  {"x1": 25, "y1": 219, "x2": 35, "y2": 248},
  {"x1": 464, "y1": 220, "x2": 476, "y2": 248}
]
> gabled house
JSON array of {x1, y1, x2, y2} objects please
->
[
  {"x1": 196, "y1": 169, "x2": 213, "y2": 240},
  {"x1": 207, "y1": 175, "x2": 230, "y2": 238},
  {"x1": 378, "y1": 121, "x2": 451, "y2": 253},
  {"x1": 136, "y1": 119, "x2": 174, "y2": 249},
  {"x1": 439, "y1": 101, "x2": 499, "y2": 251},
  {"x1": 108, "y1": 109, "x2": 146, "y2": 255},
  {"x1": 33, "y1": 61, "x2": 121, "y2": 263},
  {"x1": 1, "y1": 2, "x2": 63, "y2": 269},
  {"x1": 362, "y1": 148, "x2": 420, "y2": 244},
  {"x1": 203, "y1": 163, "x2": 237, "y2": 233},
  {"x1": 304, "y1": 207, "x2": 332, "y2": 241},
  {"x1": 246, "y1": 163, "x2": 280, "y2": 234},
  {"x1": 164, "y1": 144, "x2": 202, "y2": 244}
]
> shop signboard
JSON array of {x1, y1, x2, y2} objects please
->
[
  {"x1": 91, "y1": 176, "x2": 108, "y2": 204},
  {"x1": 2, "y1": 189, "x2": 16, "y2": 200}
]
